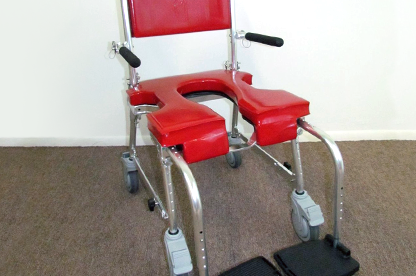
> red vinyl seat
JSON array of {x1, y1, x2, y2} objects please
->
[{"x1": 127, "y1": 70, "x2": 310, "y2": 163}]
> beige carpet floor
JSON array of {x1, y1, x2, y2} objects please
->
[{"x1": 1, "y1": 141, "x2": 415, "y2": 275}]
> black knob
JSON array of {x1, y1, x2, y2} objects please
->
[
  {"x1": 148, "y1": 198, "x2": 156, "y2": 211},
  {"x1": 283, "y1": 162, "x2": 292, "y2": 171}
]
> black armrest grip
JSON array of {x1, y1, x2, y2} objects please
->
[
  {"x1": 245, "y1": 32, "x2": 284, "y2": 47},
  {"x1": 119, "y1": 47, "x2": 141, "y2": 68}
]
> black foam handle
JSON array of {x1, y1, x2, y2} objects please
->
[
  {"x1": 119, "y1": 47, "x2": 141, "y2": 68},
  {"x1": 245, "y1": 32, "x2": 284, "y2": 47}
]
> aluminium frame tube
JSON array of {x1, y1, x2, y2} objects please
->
[
  {"x1": 297, "y1": 119, "x2": 345, "y2": 247},
  {"x1": 168, "y1": 147, "x2": 209, "y2": 276}
]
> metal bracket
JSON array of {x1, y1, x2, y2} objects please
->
[
  {"x1": 235, "y1": 30, "x2": 246, "y2": 39},
  {"x1": 111, "y1": 41, "x2": 128, "y2": 54},
  {"x1": 228, "y1": 132, "x2": 257, "y2": 152},
  {"x1": 127, "y1": 73, "x2": 141, "y2": 87},
  {"x1": 129, "y1": 103, "x2": 160, "y2": 118},
  {"x1": 224, "y1": 60, "x2": 241, "y2": 71}
]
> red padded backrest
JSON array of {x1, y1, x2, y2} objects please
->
[{"x1": 128, "y1": 0, "x2": 231, "y2": 37}]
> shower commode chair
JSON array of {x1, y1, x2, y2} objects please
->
[{"x1": 112, "y1": 0, "x2": 360, "y2": 275}]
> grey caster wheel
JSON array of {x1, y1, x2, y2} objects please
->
[
  {"x1": 124, "y1": 170, "x2": 139, "y2": 194},
  {"x1": 291, "y1": 209, "x2": 320, "y2": 242},
  {"x1": 121, "y1": 152, "x2": 140, "y2": 194},
  {"x1": 165, "y1": 229, "x2": 193, "y2": 276},
  {"x1": 226, "y1": 151, "x2": 242, "y2": 168}
]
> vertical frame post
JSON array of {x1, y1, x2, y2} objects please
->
[
  {"x1": 297, "y1": 119, "x2": 345, "y2": 246},
  {"x1": 168, "y1": 148, "x2": 209, "y2": 276},
  {"x1": 129, "y1": 111, "x2": 137, "y2": 158},
  {"x1": 120, "y1": 0, "x2": 138, "y2": 87},
  {"x1": 291, "y1": 132, "x2": 305, "y2": 194},
  {"x1": 230, "y1": 0, "x2": 238, "y2": 71},
  {"x1": 229, "y1": 0, "x2": 239, "y2": 136},
  {"x1": 159, "y1": 146, "x2": 178, "y2": 234},
  {"x1": 231, "y1": 103, "x2": 239, "y2": 138}
]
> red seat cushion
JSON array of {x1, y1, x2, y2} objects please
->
[{"x1": 127, "y1": 70, "x2": 309, "y2": 163}]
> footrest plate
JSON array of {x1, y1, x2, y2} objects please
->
[
  {"x1": 274, "y1": 235, "x2": 359, "y2": 276},
  {"x1": 219, "y1": 256, "x2": 281, "y2": 276}
]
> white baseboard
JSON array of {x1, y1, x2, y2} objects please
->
[
  {"x1": 298, "y1": 130, "x2": 416, "y2": 142},
  {"x1": 1, "y1": 130, "x2": 415, "y2": 147},
  {"x1": 0, "y1": 136, "x2": 151, "y2": 147}
]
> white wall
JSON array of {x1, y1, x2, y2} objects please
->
[{"x1": 1, "y1": 0, "x2": 415, "y2": 146}]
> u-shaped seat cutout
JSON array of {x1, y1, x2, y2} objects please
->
[{"x1": 127, "y1": 70, "x2": 310, "y2": 163}]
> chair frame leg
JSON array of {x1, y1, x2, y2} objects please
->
[
  {"x1": 158, "y1": 145, "x2": 178, "y2": 234},
  {"x1": 129, "y1": 110, "x2": 138, "y2": 158},
  {"x1": 168, "y1": 147, "x2": 209, "y2": 276},
  {"x1": 297, "y1": 118, "x2": 345, "y2": 247},
  {"x1": 231, "y1": 103, "x2": 239, "y2": 138},
  {"x1": 291, "y1": 129, "x2": 305, "y2": 194},
  {"x1": 126, "y1": 101, "x2": 344, "y2": 272}
]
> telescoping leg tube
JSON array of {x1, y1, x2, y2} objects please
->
[
  {"x1": 168, "y1": 147, "x2": 209, "y2": 276},
  {"x1": 158, "y1": 146, "x2": 194, "y2": 276},
  {"x1": 230, "y1": 103, "x2": 239, "y2": 138},
  {"x1": 291, "y1": 130, "x2": 305, "y2": 194},
  {"x1": 290, "y1": 128, "x2": 324, "y2": 241},
  {"x1": 129, "y1": 110, "x2": 138, "y2": 158},
  {"x1": 297, "y1": 118, "x2": 345, "y2": 247},
  {"x1": 158, "y1": 146, "x2": 178, "y2": 234}
]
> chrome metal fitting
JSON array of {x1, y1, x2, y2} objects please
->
[
  {"x1": 111, "y1": 41, "x2": 128, "y2": 54},
  {"x1": 129, "y1": 104, "x2": 160, "y2": 117},
  {"x1": 162, "y1": 157, "x2": 173, "y2": 167},
  {"x1": 235, "y1": 30, "x2": 246, "y2": 39},
  {"x1": 127, "y1": 72, "x2": 141, "y2": 88},
  {"x1": 224, "y1": 61, "x2": 241, "y2": 70}
]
